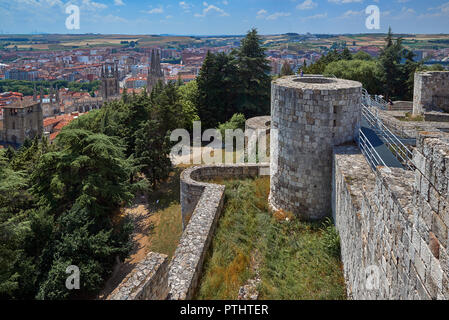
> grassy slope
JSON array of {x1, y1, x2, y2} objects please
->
[
  {"x1": 146, "y1": 168, "x2": 183, "y2": 259},
  {"x1": 196, "y1": 177, "x2": 346, "y2": 300}
]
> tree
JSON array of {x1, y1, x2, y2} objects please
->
[
  {"x1": 340, "y1": 48, "x2": 352, "y2": 61},
  {"x1": 177, "y1": 80, "x2": 200, "y2": 130},
  {"x1": 36, "y1": 204, "x2": 132, "y2": 299},
  {"x1": 324, "y1": 59, "x2": 383, "y2": 94},
  {"x1": 32, "y1": 129, "x2": 134, "y2": 217},
  {"x1": 353, "y1": 51, "x2": 372, "y2": 61},
  {"x1": 218, "y1": 113, "x2": 246, "y2": 139},
  {"x1": 0, "y1": 151, "x2": 32, "y2": 298},
  {"x1": 379, "y1": 27, "x2": 420, "y2": 100},
  {"x1": 196, "y1": 51, "x2": 239, "y2": 128},
  {"x1": 134, "y1": 120, "x2": 172, "y2": 189},
  {"x1": 151, "y1": 82, "x2": 185, "y2": 135}
]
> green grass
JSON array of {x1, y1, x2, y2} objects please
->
[
  {"x1": 397, "y1": 112, "x2": 424, "y2": 122},
  {"x1": 196, "y1": 177, "x2": 346, "y2": 300}
]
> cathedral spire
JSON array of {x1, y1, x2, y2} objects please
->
[
  {"x1": 156, "y1": 49, "x2": 162, "y2": 76},
  {"x1": 147, "y1": 48, "x2": 164, "y2": 94}
]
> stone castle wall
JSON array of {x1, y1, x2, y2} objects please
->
[
  {"x1": 413, "y1": 71, "x2": 449, "y2": 115},
  {"x1": 376, "y1": 108, "x2": 449, "y2": 139},
  {"x1": 171, "y1": 163, "x2": 269, "y2": 299},
  {"x1": 270, "y1": 76, "x2": 362, "y2": 220},
  {"x1": 109, "y1": 163, "x2": 269, "y2": 300},
  {"x1": 334, "y1": 132, "x2": 449, "y2": 299}
]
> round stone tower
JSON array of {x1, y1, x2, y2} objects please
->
[{"x1": 269, "y1": 76, "x2": 362, "y2": 220}]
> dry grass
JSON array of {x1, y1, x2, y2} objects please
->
[
  {"x1": 146, "y1": 169, "x2": 183, "y2": 258},
  {"x1": 196, "y1": 177, "x2": 346, "y2": 300},
  {"x1": 397, "y1": 112, "x2": 425, "y2": 122},
  {"x1": 146, "y1": 203, "x2": 182, "y2": 258}
]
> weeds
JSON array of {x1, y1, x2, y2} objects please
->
[{"x1": 196, "y1": 177, "x2": 346, "y2": 300}]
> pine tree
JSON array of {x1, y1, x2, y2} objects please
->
[
  {"x1": 134, "y1": 120, "x2": 172, "y2": 189},
  {"x1": 341, "y1": 48, "x2": 352, "y2": 60},
  {"x1": 280, "y1": 61, "x2": 294, "y2": 76},
  {"x1": 196, "y1": 51, "x2": 239, "y2": 128},
  {"x1": 235, "y1": 28, "x2": 271, "y2": 118},
  {"x1": 379, "y1": 27, "x2": 409, "y2": 100}
]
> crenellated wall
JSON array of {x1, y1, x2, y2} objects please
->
[{"x1": 334, "y1": 132, "x2": 449, "y2": 299}]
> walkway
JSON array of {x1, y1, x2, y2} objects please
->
[{"x1": 360, "y1": 116, "x2": 404, "y2": 169}]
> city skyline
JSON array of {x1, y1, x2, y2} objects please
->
[{"x1": 0, "y1": 0, "x2": 449, "y2": 35}]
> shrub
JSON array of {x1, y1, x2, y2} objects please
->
[
  {"x1": 320, "y1": 218, "x2": 341, "y2": 259},
  {"x1": 218, "y1": 113, "x2": 246, "y2": 140}
]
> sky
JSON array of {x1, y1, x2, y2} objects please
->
[{"x1": 0, "y1": 0, "x2": 449, "y2": 35}]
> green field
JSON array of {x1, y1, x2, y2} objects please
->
[{"x1": 1, "y1": 33, "x2": 449, "y2": 52}]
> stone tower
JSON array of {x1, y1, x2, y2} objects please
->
[
  {"x1": 413, "y1": 71, "x2": 449, "y2": 115},
  {"x1": 100, "y1": 62, "x2": 120, "y2": 100},
  {"x1": 1, "y1": 97, "x2": 43, "y2": 146},
  {"x1": 269, "y1": 75, "x2": 362, "y2": 220},
  {"x1": 147, "y1": 49, "x2": 164, "y2": 93}
]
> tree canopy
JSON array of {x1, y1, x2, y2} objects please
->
[{"x1": 196, "y1": 28, "x2": 271, "y2": 128}]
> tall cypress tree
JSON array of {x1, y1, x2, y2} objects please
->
[
  {"x1": 196, "y1": 51, "x2": 239, "y2": 128},
  {"x1": 280, "y1": 61, "x2": 294, "y2": 76},
  {"x1": 379, "y1": 27, "x2": 416, "y2": 100},
  {"x1": 235, "y1": 28, "x2": 271, "y2": 118},
  {"x1": 196, "y1": 51, "x2": 218, "y2": 128}
]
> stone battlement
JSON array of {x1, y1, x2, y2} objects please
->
[
  {"x1": 413, "y1": 71, "x2": 449, "y2": 115},
  {"x1": 270, "y1": 75, "x2": 362, "y2": 220},
  {"x1": 334, "y1": 131, "x2": 449, "y2": 299}
]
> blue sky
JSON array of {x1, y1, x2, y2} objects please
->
[{"x1": 0, "y1": 0, "x2": 449, "y2": 35}]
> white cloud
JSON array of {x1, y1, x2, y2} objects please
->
[
  {"x1": 328, "y1": 0, "x2": 363, "y2": 4},
  {"x1": 301, "y1": 12, "x2": 328, "y2": 21},
  {"x1": 194, "y1": 2, "x2": 229, "y2": 17},
  {"x1": 114, "y1": 0, "x2": 124, "y2": 6},
  {"x1": 147, "y1": 6, "x2": 164, "y2": 14},
  {"x1": 266, "y1": 12, "x2": 291, "y2": 20},
  {"x1": 296, "y1": 0, "x2": 317, "y2": 10},
  {"x1": 81, "y1": 0, "x2": 108, "y2": 11},
  {"x1": 179, "y1": 1, "x2": 192, "y2": 11}
]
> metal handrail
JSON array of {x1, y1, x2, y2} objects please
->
[
  {"x1": 361, "y1": 103, "x2": 414, "y2": 170},
  {"x1": 359, "y1": 89, "x2": 437, "y2": 192},
  {"x1": 358, "y1": 128, "x2": 389, "y2": 171}
]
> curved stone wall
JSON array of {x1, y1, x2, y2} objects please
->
[
  {"x1": 107, "y1": 252, "x2": 169, "y2": 300},
  {"x1": 170, "y1": 163, "x2": 269, "y2": 300},
  {"x1": 245, "y1": 116, "x2": 271, "y2": 133},
  {"x1": 270, "y1": 75, "x2": 362, "y2": 220},
  {"x1": 180, "y1": 163, "x2": 269, "y2": 229}
]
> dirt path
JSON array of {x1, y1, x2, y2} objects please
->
[{"x1": 97, "y1": 169, "x2": 183, "y2": 300}]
